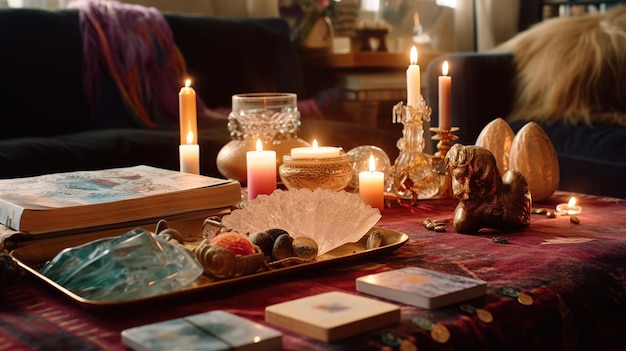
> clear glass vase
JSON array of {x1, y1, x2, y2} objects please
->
[
  {"x1": 216, "y1": 93, "x2": 309, "y2": 184},
  {"x1": 388, "y1": 98, "x2": 439, "y2": 202}
]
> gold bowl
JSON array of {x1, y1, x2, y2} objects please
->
[{"x1": 278, "y1": 154, "x2": 353, "y2": 191}]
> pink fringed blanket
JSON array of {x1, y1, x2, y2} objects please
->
[{"x1": 68, "y1": 0, "x2": 204, "y2": 128}]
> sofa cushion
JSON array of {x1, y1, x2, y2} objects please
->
[{"x1": 510, "y1": 121, "x2": 626, "y2": 199}]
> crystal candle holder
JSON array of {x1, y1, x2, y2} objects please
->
[{"x1": 279, "y1": 154, "x2": 353, "y2": 191}]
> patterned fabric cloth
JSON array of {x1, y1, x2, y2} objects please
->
[{"x1": 1, "y1": 192, "x2": 626, "y2": 350}]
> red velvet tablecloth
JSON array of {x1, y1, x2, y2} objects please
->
[{"x1": 2, "y1": 192, "x2": 626, "y2": 350}]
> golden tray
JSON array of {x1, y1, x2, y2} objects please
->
[{"x1": 9, "y1": 213, "x2": 408, "y2": 310}]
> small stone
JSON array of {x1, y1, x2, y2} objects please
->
[
  {"x1": 433, "y1": 225, "x2": 446, "y2": 232},
  {"x1": 272, "y1": 234, "x2": 294, "y2": 260},
  {"x1": 570, "y1": 216, "x2": 580, "y2": 224},
  {"x1": 366, "y1": 230, "x2": 383, "y2": 249},
  {"x1": 546, "y1": 210, "x2": 557, "y2": 218},
  {"x1": 292, "y1": 237, "x2": 318, "y2": 260},
  {"x1": 249, "y1": 231, "x2": 274, "y2": 257}
]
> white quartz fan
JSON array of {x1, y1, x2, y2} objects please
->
[
  {"x1": 508, "y1": 122, "x2": 560, "y2": 202},
  {"x1": 221, "y1": 188, "x2": 382, "y2": 255},
  {"x1": 475, "y1": 118, "x2": 516, "y2": 175}
]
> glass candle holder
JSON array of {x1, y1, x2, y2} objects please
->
[
  {"x1": 216, "y1": 93, "x2": 309, "y2": 184},
  {"x1": 279, "y1": 154, "x2": 353, "y2": 191}
]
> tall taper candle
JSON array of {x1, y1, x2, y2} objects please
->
[
  {"x1": 438, "y1": 60, "x2": 452, "y2": 130},
  {"x1": 179, "y1": 79, "x2": 198, "y2": 145},
  {"x1": 247, "y1": 139, "x2": 276, "y2": 199},
  {"x1": 406, "y1": 46, "x2": 420, "y2": 107}
]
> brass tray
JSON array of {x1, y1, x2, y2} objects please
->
[{"x1": 9, "y1": 215, "x2": 408, "y2": 310}]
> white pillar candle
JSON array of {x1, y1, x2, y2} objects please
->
[
  {"x1": 359, "y1": 155, "x2": 384, "y2": 211},
  {"x1": 179, "y1": 79, "x2": 198, "y2": 145},
  {"x1": 290, "y1": 139, "x2": 341, "y2": 159},
  {"x1": 246, "y1": 139, "x2": 276, "y2": 200},
  {"x1": 179, "y1": 131, "x2": 200, "y2": 174},
  {"x1": 406, "y1": 46, "x2": 420, "y2": 107},
  {"x1": 438, "y1": 60, "x2": 452, "y2": 130}
]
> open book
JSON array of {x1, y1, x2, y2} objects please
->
[{"x1": 0, "y1": 165, "x2": 241, "y2": 234}]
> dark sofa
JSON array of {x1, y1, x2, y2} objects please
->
[
  {"x1": 425, "y1": 53, "x2": 626, "y2": 199},
  {"x1": 0, "y1": 8, "x2": 398, "y2": 180}
]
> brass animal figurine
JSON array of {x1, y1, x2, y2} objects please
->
[{"x1": 445, "y1": 144, "x2": 531, "y2": 234}]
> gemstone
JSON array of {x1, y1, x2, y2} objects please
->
[{"x1": 40, "y1": 228, "x2": 203, "y2": 302}]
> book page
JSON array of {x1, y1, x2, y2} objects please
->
[{"x1": 0, "y1": 165, "x2": 232, "y2": 210}]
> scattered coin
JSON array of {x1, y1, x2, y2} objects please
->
[
  {"x1": 476, "y1": 308, "x2": 494, "y2": 323},
  {"x1": 410, "y1": 316, "x2": 434, "y2": 331},
  {"x1": 517, "y1": 292, "x2": 534, "y2": 305},
  {"x1": 430, "y1": 323, "x2": 450, "y2": 344},
  {"x1": 460, "y1": 303, "x2": 476, "y2": 314},
  {"x1": 501, "y1": 287, "x2": 519, "y2": 298},
  {"x1": 399, "y1": 340, "x2": 418, "y2": 351},
  {"x1": 492, "y1": 236, "x2": 509, "y2": 244},
  {"x1": 380, "y1": 332, "x2": 402, "y2": 347},
  {"x1": 531, "y1": 207, "x2": 548, "y2": 214}
]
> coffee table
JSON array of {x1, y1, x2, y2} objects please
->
[{"x1": 1, "y1": 191, "x2": 625, "y2": 350}]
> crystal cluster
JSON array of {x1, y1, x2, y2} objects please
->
[
  {"x1": 221, "y1": 188, "x2": 381, "y2": 255},
  {"x1": 40, "y1": 228, "x2": 203, "y2": 302}
]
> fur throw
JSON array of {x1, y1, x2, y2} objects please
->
[{"x1": 494, "y1": 6, "x2": 626, "y2": 126}]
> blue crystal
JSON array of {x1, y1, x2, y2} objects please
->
[{"x1": 40, "y1": 228, "x2": 203, "y2": 302}]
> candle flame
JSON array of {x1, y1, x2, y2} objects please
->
[
  {"x1": 186, "y1": 131, "x2": 193, "y2": 145},
  {"x1": 442, "y1": 61, "x2": 449, "y2": 76},
  {"x1": 410, "y1": 46, "x2": 418, "y2": 65},
  {"x1": 568, "y1": 197, "x2": 576, "y2": 207},
  {"x1": 369, "y1": 155, "x2": 376, "y2": 172},
  {"x1": 256, "y1": 139, "x2": 263, "y2": 151},
  {"x1": 185, "y1": 79, "x2": 191, "y2": 87},
  {"x1": 312, "y1": 139, "x2": 319, "y2": 151}
]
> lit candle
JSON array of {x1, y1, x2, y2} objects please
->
[
  {"x1": 179, "y1": 79, "x2": 198, "y2": 145},
  {"x1": 246, "y1": 139, "x2": 276, "y2": 200},
  {"x1": 556, "y1": 197, "x2": 582, "y2": 215},
  {"x1": 406, "y1": 45, "x2": 420, "y2": 107},
  {"x1": 359, "y1": 155, "x2": 384, "y2": 211},
  {"x1": 438, "y1": 60, "x2": 452, "y2": 130},
  {"x1": 179, "y1": 131, "x2": 200, "y2": 174},
  {"x1": 290, "y1": 139, "x2": 341, "y2": 159}
]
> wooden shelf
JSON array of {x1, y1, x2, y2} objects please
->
[{"x1": 300, "y1": 51, "x2": 447, "y2": 70}]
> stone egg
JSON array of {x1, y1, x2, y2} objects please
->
[
  {"x1": 509, "y1": 122, "x2": 559, "y2": 202},
  {"x1": 475, "y1": 118, "x2": 515, "y2": 174}
]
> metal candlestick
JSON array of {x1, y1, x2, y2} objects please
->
[{"x1": 429, "y1": 126, "x2": 459, "y2": 198}]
